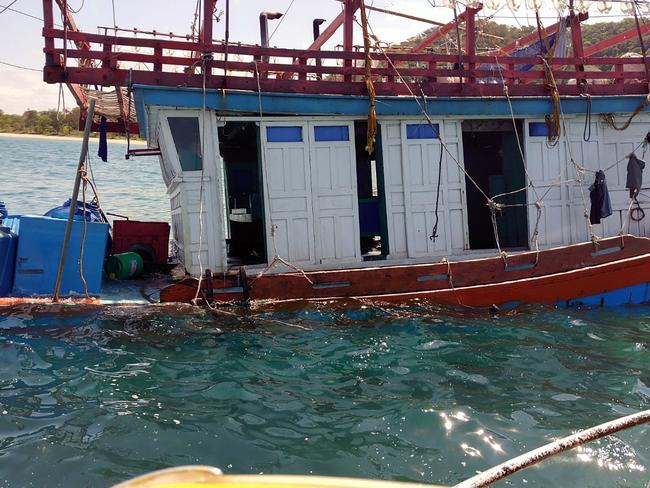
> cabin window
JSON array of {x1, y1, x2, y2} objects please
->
[
  {"x1": 528, "y1": 122, "x2": 548, "y2": 137},
  {"x1": 314, "y1": 125, "x2": 349, "y2": 142},
  {"x1": 406, "y1": 123, "x2": 440, "y2": 139},
  {"x1": 219, "y1": 122, "x2": 266, "y2": 265},
  {"x1": 168, "y1": 117, "x2": 202, "y2": 171},
  {"x1": 266, "y1": 126, "x2": 302, "y2": 142},
  {"x1": 462, "y1": 119, "x2": 529, "y2": 250}
]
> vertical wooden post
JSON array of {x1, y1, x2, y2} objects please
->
[
  {"x1": 43, "y1": 0, "x2": 55, "y2": 66},
  {"x1": 102, "y1": 43, "x2": 112, "y2": 69},
  {"x1": 465, "y1": 7, "x2": 477, "y2": 84},
  {"x1": 154, "y1": 46, "x2": 163, "y2": 72},
  {"x1": 202, "y1": 0, "x2": 215, "y2": 52},
  {"x1": 569, "y1": 0, "x2": 586, "y2": 86},
  {"x1": 343, "y1": 0, "x2": 358, "y2": 83},
  {"x1": 53, "y1": 99, "x2": 96, "y2": 303}
]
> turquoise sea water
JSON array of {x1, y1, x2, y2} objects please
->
[
  {"x1": 0, "y1": 135, "x2": 168, "y2": 222},
  {"x1": 0, "y1": 135, "x2": 649, "y2": 487}
]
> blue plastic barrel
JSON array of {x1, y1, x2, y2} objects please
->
[
  {"x1": 0, "y1": 226, "x2": 17, "y2": 296},
  {"x1": 44, "y1": 199, "x2": 102, "y2": 222},
  {"x1": 12, "y1": 215, "x2": 109, "y2": 296}
]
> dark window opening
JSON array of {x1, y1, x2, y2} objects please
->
[
  {"x1": 462, "y1": 120, "x2": 528, "y2": 250},
  {"x1": 218, "y1": 122, "x2": 266, "y2": 265},
  {"x1": 355, "y1": 121, "x2": 389, "y2": 260},
  {"x1": 168, "y1": 117, "x2": 202, "y2": 171}
]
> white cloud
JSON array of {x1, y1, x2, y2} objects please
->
[{"x1": 0, "y1": 69, "x2": 60, "y2": 114}]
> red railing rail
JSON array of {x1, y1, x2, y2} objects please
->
[
  {"x1": 41, "y1": 0, "x2": 650, "y2": 136},
  {"x1": 42, "y1": 26, "x2": 650, "y2": 98}
]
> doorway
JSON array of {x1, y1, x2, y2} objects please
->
[
  {"x1": 354, "y1": 120, "x2": 389, "y2": 260},
  {"x1": 218, "y1": 122, "x2": 266, "y2": 265},
  {"x1": 462, "y1": 120, "x2": 528, "y2": 250}
]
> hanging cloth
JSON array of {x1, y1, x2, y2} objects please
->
[
  {"x1": 589, "y1": 170, "x2": 613, "y2": 225},
  {"x1": 626, "y1": 153, "x2": 645, "y2": 198},
  {"x1": 98, "y1": 115, "x2": 108, "y2": 162}
]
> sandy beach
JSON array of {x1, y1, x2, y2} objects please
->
[{"x1": 0, "y1": 132, "x2": 147, "y2": 145}]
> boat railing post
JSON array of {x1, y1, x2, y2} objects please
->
[{"x1": 52, "y1": 98, "x2": 96, "y2": 303}]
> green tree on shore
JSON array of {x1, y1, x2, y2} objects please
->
[{"x1": 0, "y1": 107, "x2": 81, "y2": 136}]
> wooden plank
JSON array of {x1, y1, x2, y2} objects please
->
[
  {"x1": 247, "y1": 236, "x2": 650, "y2": 301},
  {"x1": 51, "y1": 48, "x2": 650, "y2": 83},
  {"x1": 44, "y1": 65, "x2": 650, "y2": 97},
  {"x1": 370, "y1": 252, "x2": 650, "y2": 307},
  {"x1": 44, "y1": 29, "x2": 650, "y2": 66}
]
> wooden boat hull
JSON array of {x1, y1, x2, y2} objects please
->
[{"x1": 160, "y1": 236, "x2": 650, "y2": 308}]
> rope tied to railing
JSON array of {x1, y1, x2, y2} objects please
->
[
  {"x1": 359, "y1": 1, "x2": 376, "y2": 155},
  {"x1": 601, "y1": 83, "x2": 650, "y2": 131}
]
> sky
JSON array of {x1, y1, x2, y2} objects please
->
[{"x1": 0, "y1": 0, "x2": 634, "y2": 114}]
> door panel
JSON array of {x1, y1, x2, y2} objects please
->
[
  {"x1": 524, "y1": 122, "x2": 572, "y2": 248},
  {"x1": 261, "y1": 123, "x2": 315, "y2": 265},
  {"x1": 309, "y1": 122, "x2": 361, "y2": 264}
]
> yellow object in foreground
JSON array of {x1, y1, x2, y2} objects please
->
[{"x1": 112, "y1": 467, "x2": 448, "y2": 488}]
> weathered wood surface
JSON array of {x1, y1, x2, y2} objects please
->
[{"x1": 246, "y1": 236, "x2": 650, "y2": 303}]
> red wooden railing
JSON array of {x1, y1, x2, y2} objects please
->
[
  {"x1": 42, "y1": 27, "x2": 650, "y2": 98},
  {"x1": 41, "y1": 0, "x2": 650, "y2": 135}
]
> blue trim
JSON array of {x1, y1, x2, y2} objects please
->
[
  {"x1": 561, "y1": 282, "x2": 650, "y2": 307},
  {"x1": 407, "y1": 123, "x2": 439, "y2": 139},
  {"x1": 133, "y1": 86, "x2": 650, "y2": 136},
  {"x1": 314, "y1": 125, "x2": 349, "y2": 142},
  {"x1": 266, "y1": 126, "x2": 302, "y2": 142}
]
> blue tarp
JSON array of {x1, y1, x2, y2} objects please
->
[{"x1": 478, "y1": 18, "x2": 568, "y2": 82}]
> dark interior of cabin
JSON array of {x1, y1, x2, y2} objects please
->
[
  {"x1": 218, "y1": 122, "x2": 266, "y2": 265},
  {"x1": 355, "y1": 121, "x2": 389, "y2": 260},
  {"x1": 462, "y1": 120, "x2": 528, "y2": 251}
]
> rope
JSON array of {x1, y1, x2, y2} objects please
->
[
  {"x1": 268, "y1": 0, "x2": 296, "y2": 42},
  {"x1": 582, "y1": 93, "x2": 592, "y2": 141},
  {"x1": 0, "y1": 60, "x2": 41, "y2": 72},
  {"x1": 454, "y1": 409, "x2": 650, "y2": 488},
  {"x1": 359, "y1": 1, "x2": 377, "y2": 154},
  {"x1": 601, "y1": 87, "x2": 650, "y2": 131},
  {"x1": 78, "y1": 160, "x2": 90, "y2": 298},
  {"x1": 0, "y1": 0, "x2": 18, "y2": 15},
  {"x1": 430, "y1": 141, "x2": 444, "y2": 242},
  {"x1": 192, "y1": 55, "x2": 209, "y2": 305}
]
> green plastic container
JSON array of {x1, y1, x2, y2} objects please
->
[{"x1": 106, "y1": 252, "x2": 144, "y2": 280}]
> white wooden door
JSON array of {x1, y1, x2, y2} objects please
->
[
  {"x1": 261, "y1": 123, "x2": 315, "y2": 266},
  {"x1": 524, "y1": 120, "x2": 572, "y2": 248},
  {"x1": 308, "y1": 122, "x2": 361, "y2": 264},
  {"x1": 381, "y1": 120, "x2": 468, "y2": 259},
  {"x1": 380, "y1": 122, "x2": 409, "y2": 258}
]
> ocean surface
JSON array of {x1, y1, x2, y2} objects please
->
[
  {"x1": 0, "y1": 135, "x2": 649, "y2": 488},
  {"x1": 0, "y1": 134, "x2": 169, "y2": 222}
]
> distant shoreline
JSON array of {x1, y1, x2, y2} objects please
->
[{"x1": 0, "y1": 132, "x2": 147, "y2": 145}]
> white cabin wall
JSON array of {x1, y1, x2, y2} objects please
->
[
  {"x1": 525, "y1": 114, "x2": 650, "y2": 249},
  {"x1": 156, "y1": 110, "x2": 227, "y2": 276}
]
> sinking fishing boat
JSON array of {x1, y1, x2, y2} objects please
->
[{"x1": 29, "y1": 0, "x2": 650, "y2": 307}]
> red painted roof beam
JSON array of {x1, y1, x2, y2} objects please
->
[
  {"x1": 583, "y1": 21, "x2": 650, "y2": 57},
  {"x1": 410, "y1": 5, "x2": 483, "y2": 53}
]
